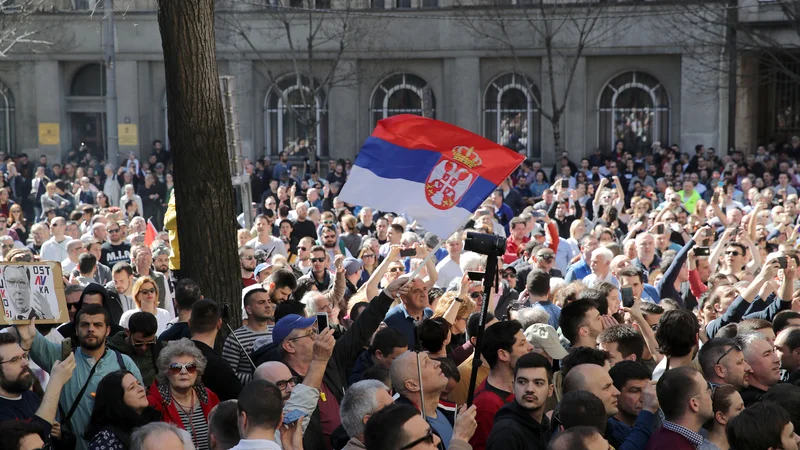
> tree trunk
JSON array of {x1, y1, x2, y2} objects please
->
[
  {"x1": 551, "y1": 112, "x2": 562, "y2": 156},
  {"x1": 157, "y1": 0, "x2": 242, "y2": 325}
]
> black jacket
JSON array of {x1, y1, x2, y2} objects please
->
[
  {"x1": 486, "y1": 400, "x2": 551, "y2": 450},
  {"x1": 192, "y1": 340, "x2": 242, "y2": 401}
]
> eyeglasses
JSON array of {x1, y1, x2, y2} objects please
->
[
  {"x1": 288, "y1": 329, "x2": 318, "y2": 342},
  {"x1": 240, "y1": 255, "x2": 255, "y2": 260},
  {"x1": 310, "y1": 257, "x2": 325, "y2": 263},
  {"x1": 133, "y1": 338, "x2": 156, "y2": 347},
  {"x1": 400, "y1": 428, "x2": 436, "y2": 450},
  {"x1": 503, "y1": 272, "x2": 516, "y2": 278},
  {"x1": 169, "y1": 362, "x2": 198, "y2": 374},
  {"x1": 715, "y1": 343, "x2": 742, "y2": 366},
  {"x1": 322, "y1": 220, "x2": 334, "y2": 225},
  {"x1": 725, "y1": 250, "x2": 741, "y2": 256},
  {"x1": 538, "y1": 255, "x2": 554, "y2": 262},
  {"x1": 297, "y1": 246, "x2": 307, "y2": 251},
  {"x1": 470, "y1": 292, "x2": 483, "y2": 299},
  {"x1": 138, "y1": 288, "x2": 156, "y2": 296},
  {"x1": 389, "y1": 267, "x2": 404, "y2": 273},
  {"x1": 275, "y1": 376, "x2": 301, "y2": 391},
  {"x1": 363, "y1": 254, "x2": 375, "y2": 258},
  {"x1": 0, "y1": 353, "x2": 29, "y2": 365},
  {"x1": 67, "y1": 302, "x2": 80, "y2": 311},
  {"x1": 108, "y1": 228, "x2": 120, "y2": 233}
]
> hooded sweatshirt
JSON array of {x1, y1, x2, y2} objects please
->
[
  {"x1": 485, "y1": 400, "x2": 550, "y2": 450},
  {"x1": 106, "y1": 330, "x2": 161, "y2": 387}
]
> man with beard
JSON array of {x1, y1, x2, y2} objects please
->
[
  {"x1": 3, "y1": 265, "x2": 55, "y2": 320},
  {"x1": 485, "y1": 353, "x2": 554, "y2": 450},
  {"x1": 107, "y1": 311, "x2": 163, "y2": 387},
  {"x1": 698, "y1": 337, "x2": 753, "y2": 391},
  {"x1": 240, "y1": 245, "x2": 257, "y2": 287},
  {"x1": 0, "y1": 333, "x2": 76, "y2": 438},
  {"x1": 152, "y1": 245, "x2": 175, "y2": 306},
  {"x1": 18, "y1": 304, "x2": 143, "y2": 450},
  {"x1": 189, "y1": 298, "x2": 242, "y2": 401},
  {"x1": 299, "y1": 245, "x2": 332, "y2": 292},
  {"x1": 224, "y1": 286, "x2": 279, "y2": 385}
]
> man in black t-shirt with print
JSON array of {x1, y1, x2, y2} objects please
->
[{"x1": 101, "y1": 221, "x2": 131, "y2": 268}]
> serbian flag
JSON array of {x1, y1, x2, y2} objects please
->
[
  {"x1": 144, "y1": 219, "x2": 158, "y2": 247},
  {"x1": 339, "y1": 115, "x2": 525, "y2": 238}
]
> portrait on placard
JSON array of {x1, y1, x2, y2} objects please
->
[{"x1": 0, "y1": 262, "x2": 67, "y2": 324}]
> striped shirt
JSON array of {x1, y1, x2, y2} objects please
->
[
  {"x1": 222, "y1": 325, "x2": 273, "y2": 385},
  {"x1": 176, "y1": 401, "x2": 209, "y2": 450}
]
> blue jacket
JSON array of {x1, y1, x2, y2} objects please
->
[
  {"x1": 30, "y1": 332, "x2": 143, "y2": 450},
  {"x1": 384, "y1": 303, "x2": 433, "y2": 350},
  {"x1": 564, "y1": 259, "x2": 591, "y2": 282},
  {"x1": 606, "y1": 410, "x2": 657, "y2": 450}
]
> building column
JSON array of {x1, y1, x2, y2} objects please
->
[
  {"x1": 230, "y1": 60, "x2": 255, "y2": 161},
  {"x1": 443, "y1": 57, "x2": 480, "y2": 134},
  {"x1": 115, "y1": 60, "x2": 140, "y2": 159},
  {"x1": 735, "y1": 53, "x2": 758, "y2": 153},
  {"x1": 562, "y1": 56, "x2": 587, "y2": 161},
  {"x1": 328, "y1": 59, "x2": 359, "y2": 160},
  {"x1": 680, "y1": 54, "x2": 721, "y2": 153},
  {"x1": 34, "y1": 61, "x2": 63, "y2": 161}
]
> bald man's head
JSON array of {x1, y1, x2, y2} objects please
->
[
  {"x1": 563, "y1": 363, "x2": 619, "y2": 417},
  {"x1": 390, "y1": 350, "x2": 448, "y2": 397},
  {"x1": 254, "y1": 361, "x2": 294, "y2": 403}
]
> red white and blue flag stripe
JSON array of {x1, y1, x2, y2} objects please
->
[{"x1": 339, "y1": 115, "x2": 525, "y2": 238}]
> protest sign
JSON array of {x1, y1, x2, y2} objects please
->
[{"x1": 0, "y1": 262, "x2": 66, "y2": 324}]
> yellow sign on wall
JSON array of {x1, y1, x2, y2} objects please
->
[
  {"x1": 38, "y1": 123, "x2": 60, "y2": 146},
  {"x1": 118, "y1": 124, "x2": 138, "y2": 147}
]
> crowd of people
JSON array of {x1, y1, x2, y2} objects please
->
[{"x1": 4, "y1": 141, "x2": 800, "y2": 450}]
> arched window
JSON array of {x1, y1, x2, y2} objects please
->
[
  {"x1": 483, "y1": 73, "x2": 540, "y2": 158},
  {"x1": 598, "y1": 71, "x2": 670, "y2": 154},
  {"x1": 70, "y1": 64, "x2": 105, "y2": 97},
  {"x1": 0, "y1": 80, "x2": 15, "y2": 155},
  {"x1": 370, "y1": 73, "x2": 434, "y2": 129},
  {"x1": 264, "y1": 74, "x2": 328, "y2": 157}
]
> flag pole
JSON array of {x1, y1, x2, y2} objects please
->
[{"x1": 416, "y1": 351, "x2": 427, "y2": 419}]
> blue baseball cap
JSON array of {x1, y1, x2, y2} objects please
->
[
  {"x1": 255, "y1": 262, "x2": 273, "y2": 276},
  {"x1": 272, "y1": 314, "x2": 317, "y2": 345}
]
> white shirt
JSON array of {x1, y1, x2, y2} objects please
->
[
  {"x1": 247, "y1": 236, "x2": 288, "y2": 259},
  {"x1": 119, "y1": 308, "x2": 172, "y2": 336},
  {"x1": 230, "y1": 439, "x2": 282, "y2": 450},
  {"x1": 434, "y1": 255, "x2": 463, "y2": 288},
  {"x1": 40, "y1": 236, "x2": 69, "y2": 262},
  {"x1": 61, "y1": 258, "x2": 77, "y2": 275},
  {"x1": 582, "y1": 272, "x2": 619, "y2": 288}
]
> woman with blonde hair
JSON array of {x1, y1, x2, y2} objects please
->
[
  {"x1": 119, "y1": 276, "x2": 171, "y2": 335},
  {"x1": 147, "y1": 338, "x2": 219, "y2": 450}
]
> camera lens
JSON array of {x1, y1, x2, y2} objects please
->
[{"x1": 464, "y1": 231, "x2": 506, "y2": 257}]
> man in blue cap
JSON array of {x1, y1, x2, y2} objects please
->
[{"x1": 274, "y1": 275, "x2": 410, "y2": 450}]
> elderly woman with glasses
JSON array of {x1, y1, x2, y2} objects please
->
[
  {"x1": 147, "y1": 338, "x2": 219, "y2": 450},
  {"x1": 119, "y1": 276, "x2": 172, "y2": 336}
]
